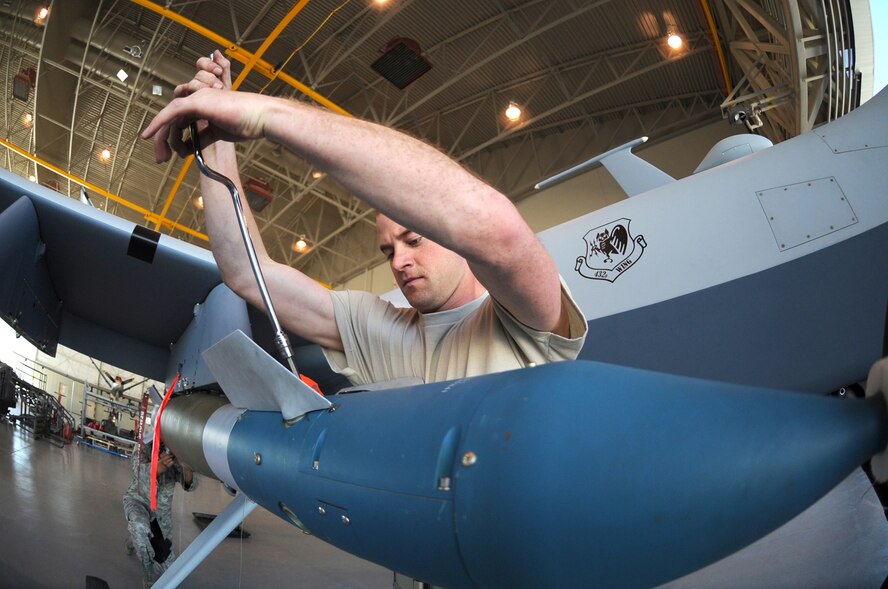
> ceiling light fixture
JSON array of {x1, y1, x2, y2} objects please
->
[
  {"x1": 116, "y1": 69, "x2": 129, "y2": 82},
  {"x1": 505, "y1": 101, "x2": 522, "y2": 122},
  {"x1": 293, "y1": 237, "x2": 309, "y2": 253},
  {"x1": 667, "y1": 33, "x2": 683, "y2": 49},
  {"x1": 34, "y1": 4, "x2": 49, "y2": 25}
]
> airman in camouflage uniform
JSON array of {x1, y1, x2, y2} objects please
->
[{"x1": 123, "y1": 443, "x2": 197, "y2": 587}]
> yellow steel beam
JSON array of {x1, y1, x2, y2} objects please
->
[
  {"x1": 231, "y1": 0, "x2": 312, "y2": 89},
  {"x1": 153, "y1": 0, "x2": 320, "y2": 232},
  {"x1": 133, "y1": 0, "x2": 351, "y2": 233},
  {"x1": 0, "y1": 136, "x2": 209, "y2": 241},
  {"x1": 699, "y1": 0, "x2": 732, "y2": 96},
  {"x1": 227, "y1": 47, "x2": 351, "y2": 115},
  {"x1": 155, "y1": 157, "x2": 195, "y2": 231},
  {"x1": 128, "y1": 0, "x2": 350, "y2": 114},
  {"x1": 129, "y1": 0, "x2": 232, "y2": 51}
]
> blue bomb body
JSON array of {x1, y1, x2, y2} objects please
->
[{"x1": 165, "y1": 360, "x2": 888, "y2": 589}]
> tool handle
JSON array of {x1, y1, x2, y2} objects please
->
[{"x1": 190, "y1": 123, "x2": 299, "y2": 376}]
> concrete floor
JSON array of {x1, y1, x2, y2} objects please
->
[
  {"x1": 0, "y1": 421, "x2": 392, "y2": 589},
  {"x1": 3, "y1": 419, "x2": 888, "y2": 589}
]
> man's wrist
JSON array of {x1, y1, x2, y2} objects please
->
[
  {"x1": 204, "y1": 139, "x2": 236, "y2": 168},
  {"x1": 262, "y1": 97, "x2": 303, "y2": 147}
]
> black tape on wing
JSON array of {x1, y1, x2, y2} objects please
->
[{"x1": 128, "y1": 225, "x2": 161, "y2": 264}]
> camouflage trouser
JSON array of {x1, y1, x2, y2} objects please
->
[{"x1": 123, "y1": 501, "x2": 177, "y2": 583}]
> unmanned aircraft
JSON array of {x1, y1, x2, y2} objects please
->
[{"x1": 0, "y1": 85, "x2": 886, "y2": 588}]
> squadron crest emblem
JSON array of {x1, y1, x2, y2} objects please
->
[{"x1": 575, "y1": 218, "x2": 646, "y2": 282}]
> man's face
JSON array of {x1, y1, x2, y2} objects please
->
[{"x1": 376, "y1": 214, "x2": 471, "y2": 313}]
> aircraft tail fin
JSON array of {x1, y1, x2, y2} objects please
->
[{"x1": 535, "y1": 136, "x2": 674, "y2": 196}]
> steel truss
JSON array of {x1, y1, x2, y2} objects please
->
[{"x1": 711, "y1": 0, "x2": 868, "y2": 142}]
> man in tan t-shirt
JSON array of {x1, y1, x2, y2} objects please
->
[
  {"x1": 143, "y1": 52, "x2": 587, "y2": 589},
  {"x1": 143, "y1": 52, "x2": 587, "y2": 386},
  {"x1": 324, "y1": 275, "x2": 586, "y2": 387}
]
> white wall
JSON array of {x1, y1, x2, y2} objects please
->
[
  {"x1": 340, "y1": 259, "x2": 399, "y2": 295},
  {"x1": 34, "y1": 346, "x2": 156, "y2": 432},
  {"x1": 0, "y1": 322, "x2": 38, "y2": 379},
  {"x1": 1, "y1": 320, "x2": 156, "y2": 431}
]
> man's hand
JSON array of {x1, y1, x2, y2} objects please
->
[
  {"x1": 155, "y1": 50, "x2": 235, "y2": 160},
  {"x1": 178, "y1": 458, "x2": 193, "y2": 475},
  {"x1": 156, "y1": 451, "x2": 175, "y2": 475},
  {"x1": 175, "y1": 50, "x2": 232, "y2": 97},
  {"x1": 141, "y1": 87, "x2": 273, "y2": 163},
  {"x1": 179, "y1": 458, "x2": 195, "y2": 488}
]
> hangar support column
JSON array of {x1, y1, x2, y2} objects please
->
[{"x1": 710, "y1": 0, "x2": 875, "y2": 142}]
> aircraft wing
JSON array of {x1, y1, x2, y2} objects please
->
[
  {"x1": 2, "y1": 93, "x2": 887, "y2": 589},
  {"x1": 0, "y1": 169, "x2": 346, "y2": 393},
  {"x1": 0, "y1": 169, "x2": 221, "y2": 379}
]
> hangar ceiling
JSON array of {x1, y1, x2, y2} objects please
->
[{"x1": 0, "y1": 0, "x2": 874, "y2": 287}]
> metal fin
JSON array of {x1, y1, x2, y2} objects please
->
[{"x1": 202, "y1": 329, "x2": 331, "y2": 421}]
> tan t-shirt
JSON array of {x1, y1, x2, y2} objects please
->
[{"x1": 322, "y1": 284, "x2": 587, "y2": 387}]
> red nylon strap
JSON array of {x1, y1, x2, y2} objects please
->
[{"x1": 150, "y1": 373, "x2": 180, "y2": 510}]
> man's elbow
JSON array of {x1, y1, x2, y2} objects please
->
[
  {"x1": 479, "y1": 220, "x2": 538, "y2": 268},
  {"x1": 219, "y1": 265, "x2": 260, "y2": 300},
  {"x1": 219, "y1": 266, "x2": 247, "y2": 292}
]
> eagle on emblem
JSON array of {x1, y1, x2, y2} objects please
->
[{"x1": 591, "y1": 224, "x2": 628, "y2": 263}]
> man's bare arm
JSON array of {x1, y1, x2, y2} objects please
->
[
  {"x1": 143, "y1": 87, "x2": 569, "y2": 336},
  {"x1": 176, "y1": 54, "x2": 342, "y2": 350}
]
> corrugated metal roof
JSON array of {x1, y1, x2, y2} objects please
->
[{"x1": 0, "y1": 0, "x2": 746, "y2": 286}]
